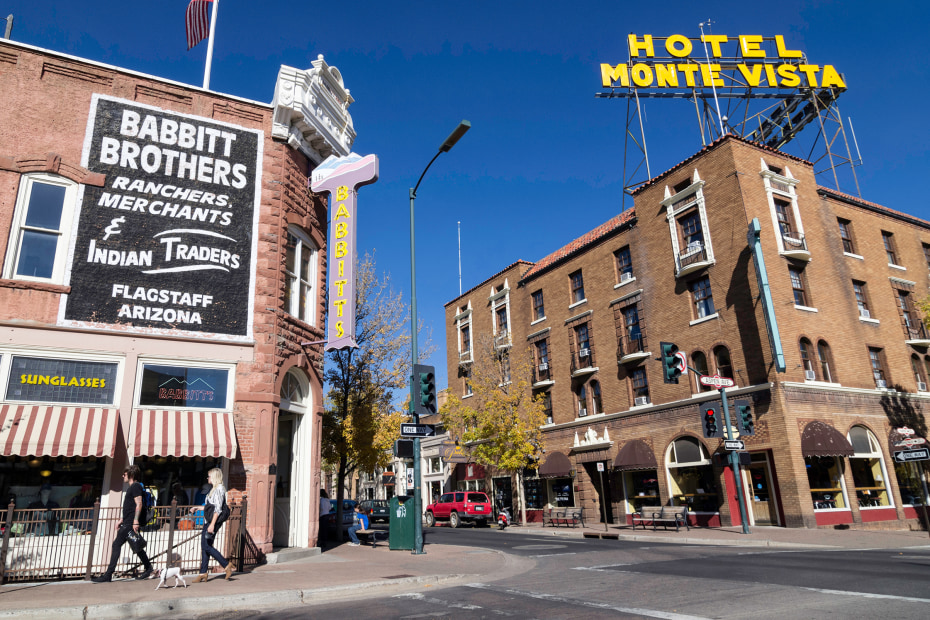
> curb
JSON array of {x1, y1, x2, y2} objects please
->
[
  {"x1": 502, "y1": 526, "x2": 834, "y2": 549},
  {"x1": 0, "y1": 574, "x2": 467, "y2": 620}
]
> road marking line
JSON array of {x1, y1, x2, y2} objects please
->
[
  {"x1": 466, "y1": 583, "x2": 708, "y2": 620},
  {"x1": 801, "y1": 587, "x2": 930, "y2": 604},
  {"x1": 394, "y1": 592, "x2": 483, "y2": 610},
  {"x1": 528, "y1": 552, "x2": 577, "y2": 558},
  {"x1": 572, "y1": 563, "x2": 633, "y2": 571}
]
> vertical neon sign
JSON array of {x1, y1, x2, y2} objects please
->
[{"x1": 311, "y1": 153, "x2": 379, "y2": 350}]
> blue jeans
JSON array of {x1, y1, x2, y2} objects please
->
[
  {"x1": 200, "y1": 524, "x2": 228, "y2": 573},
  {"x1": 348, "y1": 524, "x2": 362, "y2": 544}
]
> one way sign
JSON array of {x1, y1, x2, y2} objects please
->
[
  {"x1": 893, "y1": 448, "x2": 930, "y2": 463},
  {"x1": 400, "y1": 423, "x2": 436, "y2": 438}
]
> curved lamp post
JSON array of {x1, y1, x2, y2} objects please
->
[{"x1": 410, "y1": 120, "x2": 470, "y2": 555}]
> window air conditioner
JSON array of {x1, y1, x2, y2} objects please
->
[
  {"x1": 859, "y1": 308, "x2": 871, "y2": 319},
  {"x1": 777, "y1": 211, "x2": 787, "y2": 222},
  {"x1": 578, "y1": 407, "x2": 587, "y2": 417},
  {"x1": 620, "y1": 271, "x2": 633, "y2": 282},
  {"x1": 538, "y1": 362, "x2": 549, "y2": 371},
  {"x1": 805, "y1": 370, "x2": 816, "y2": 381},
  {"x1": 634, "y1": 396, "x2": 649, "y2": 406},
  {"x1": 687, "y1": 241, "x2": 702, "y2": 252},
  {"x1": 919, "y1": 382, "x2": 927, "y2": 392},
  {"x1": 876, "y1": 379, "x2": 887, "y2": 389},
  {"x1": 579, "y1": 347, "x2": 590, "y2": 358}
]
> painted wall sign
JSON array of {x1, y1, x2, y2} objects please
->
[
  {"x1": 310, "y1": 153, "x2": 379, "y2": 350},
  {"x1": 602, "y1": 35, "x2": 845, "y2": 90},
  {"x1": 138, "y1": 364, "x2": 230, "y2": 409},
  {"x1": 6, "y1": 356, "x2": 118, "y2": 405},
  {"x1": 61, "y1": 95, "x2": 263, "y2": 340}
]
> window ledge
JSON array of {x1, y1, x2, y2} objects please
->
[
  {"x1": 858, "y1": 504, "x2": 893, "y2": 510},
  {"x1": 794, "y1": 305, "x2": 819, "y2": 313},
  {"x1": 813, "y1": 507, "x2": 852, "y2": 513},
  {"x1": 859, "y1": 316, "x2": 880, "y2": 325},
  {"x1": 889, "y1": 263, "x2": 907, "y2": 271},
  {"x1": 571, "y1": 366, "x2": 599, "y2": 378},
  {"x1": 804, "y1": 380, "x2": 843, "y2": 388},
  {"x1": 689, "y1": 313, "x2": 719, "y2": 326},
  {"x1": 530, "y1": 316, "x2": 547, "y2": 326},
  {"x1": 844, "y1": 252, "x2": 864, "y2": 260},
  {"x1": 629, "y1": 402, "x2": 653, "y2": 410},
  {"x1": 568, "y1": 298, "x2": 588, "y2": 310},
  {"x1": 614, "y1": 277, "x2": 636, "y2": 289},
  {"x1": 533, "y1": 380, "x2": 555, "y2": 389},
  {"x1": 0, "y1": 278, "x2": 71, "y2": 294},
  {"x1": 462, "y1": 393, "x2": 474, "y2": 399}
]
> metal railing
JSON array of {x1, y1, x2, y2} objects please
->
[
  {"x1": 617, "y1": 333, "x2": 646, "y2": 361},
  {"x1": 677, "y1": 244, "x2": 707, "y2": 271},
  {"x1": 0, "y1": 498, "x2": 252, "y2": 583},
  {"x1": 570, "y1": 347, "x2": 596, "y2": 373},
  {"x1": 533, "y1": 364, "x2": 551, "y2": 384},
  {"x1": 781, "y1": 232, "x2": 808, "y2": 251},
  {"x1": 906, "y1": 322, "x2": 930, "y2": 341}
]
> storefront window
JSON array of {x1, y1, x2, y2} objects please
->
[
  {"x1": 493, "y1": 476, "x2": 512, "y2": 512},
  {"x1": 893, "y1": 461, "x2": 925, "y2": 505},
  {"x1": 666, "y1": 437, "x2": 719, "y2": 512},
  {"x1": 548, "y1": 478, "x2": 574, "y2": 507},
  {"x1": 524, "y1": 475, "x2": 543, "y2": 509},
  {"x1": 623, "y1": 470, "x2": 659, "y2": 513},
  {"x1": 134, "y1": 455, "x2": 224, "y2": 505},
  {"x1": 806, "y1": 456, "x2": 847, "y2": 509},
  {"x1": 848, "y1": 426, "x2": 890, "y2": 507},
  {"x1": 138, "y1": 364, "x2": 230, "y2": 409},
  {"x1": 0, "y1": 456, "x2": 107, "y2": 509}
]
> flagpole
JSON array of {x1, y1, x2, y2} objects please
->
[{"x1": 202, "y1": 0, "x2": 219, "y2": 89}]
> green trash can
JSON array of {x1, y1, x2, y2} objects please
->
[{"x1": 389, "y1": 495, "x2": 416, "y2": 550}]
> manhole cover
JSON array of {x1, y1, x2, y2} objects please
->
[{"x1": 383, "y1": 574, "x2": 415, "y2": 579}]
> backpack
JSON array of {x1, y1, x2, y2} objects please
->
[{"x1": 140, "y1": 486, "x2": 159, "y2": 530}]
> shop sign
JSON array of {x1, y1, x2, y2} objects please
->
[
  {"x1": 64, "y1": 95, "x2": 263, "y2": 340},
  {"x1": 138, "y1": 364, "x2": 229, "y2": 409},
  {"x1": 602, "y1": 35, "x2": 845, "y2": 90},
  {"x1": 893, "y1": 437, "x2": 927, "y2": 448},
  {"x1": 310, "y1": 153, "x2": 379, "y2": 350},
  {"x1": 6, "y1": 356, "x2": 118, "y2": 405}
]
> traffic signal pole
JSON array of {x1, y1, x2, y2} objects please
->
[{"x1": 720, "y1": 387, "x2": 751, "y2": 535}]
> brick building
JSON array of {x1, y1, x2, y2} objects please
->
[
  {"x1": 0, "y1": 39, "x2": 355, "y2": 552},
  {"x1": 445, "y1": 134, "x2": 930, "y2": 530}
]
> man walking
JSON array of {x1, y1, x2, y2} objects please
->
[{"x1": 92, "y1": 465, "x2": 153, "y2": 582}]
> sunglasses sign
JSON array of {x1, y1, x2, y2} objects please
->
[{"x1": 310, "y1": 153, "x2": 379, "y2": 350}]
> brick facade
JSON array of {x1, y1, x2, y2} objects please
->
[{"x1": 446, "y1": 135, "x2": 930, "y2": 530}]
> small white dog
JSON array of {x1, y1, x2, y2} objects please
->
[{"x1": 154, "y1": 566, "x2": 188, "y2": 590}]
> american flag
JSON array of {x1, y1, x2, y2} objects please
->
[{"x1": 186, "y1": 0, "x2": 213, "y2": 50}]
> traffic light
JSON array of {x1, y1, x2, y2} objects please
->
[
  {"x1": 702, "y1": 403, "x2": 723, "y2": 438},
  {"x1": 394, "y1": 439, "x2": 414, "y2": 459},
  {"x1": 660, "y1": 341, "x2": 681, "y2": 384},
  {"x1": 735, "y1": 400, "x2": 755, "y2": 436},
  {"x1": 413, "y1": 363, "x2": 436, "y2": 418}
]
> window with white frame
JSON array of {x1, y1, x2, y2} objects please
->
[
  {"x1": 3, "y1": 173, "x2": 79, "y2": 283},
  {"x1": 663, "y1": 170, "x2": 713, "y2": 274},
  {"x1": 490, "y1": 281, "x2": 511, "y2": 347},
  {"x1": 848, "y1": 426, "x2": 891, "y2": 508},
  {"x1": 284, "y1": 226, "x2": 318, "y2": 325},
  {"x1": 760, "y1": 160, "x2": 804, "y2": 256},
  {"x1": 456, "y1": 303, "x2": 473, "y2": 361}
]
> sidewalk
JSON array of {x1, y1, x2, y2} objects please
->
[
  {"x1": 0, "y1": 541, "x2": 531, "y2": 620},
  {"x1": 1, "y1": 523, "x2": 928, "y2": 619}
]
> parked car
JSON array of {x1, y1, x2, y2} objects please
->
[
  {"x1": 321, "y1": 499, "x2": 358, "y2": 537},
  {"x1": 425, "y1": 492, "x2": 492, "y2": 528},
  {"x1": 358, "y1": 499, "x2": 390, "y2": 524}
]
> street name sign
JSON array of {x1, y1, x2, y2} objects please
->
[
  {"x1": 700, "y1": 375, "x2": 735, "y2": 388},
  {"x1": 893, "y1": 448, "x2": 930, "y2": 463},
  {"x1": 893, "y1": 437, "x2": 927, "y2": 448},
  {"x1": 400, "y1": 423, "x2": 436, "y2": 438},
  {"x1": 724, "y1": 439, "x2": 745, "y2": 451}
]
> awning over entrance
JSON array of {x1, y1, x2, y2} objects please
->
[
  {"x1": 128, "y1": 410, "x2": 238, "y2": 458},
  {"x1": 538, "y1": 451, "x2": 572, "y2": 478},
  {"x1": 614, "y1": 439, "x2": 658, "y2": 471},
  {"x1": 801, "y1": 421, "x2": 854, "y2": 458},
  {"x1": 0, "y1": 404, "x2": 119, "y2": 457}
]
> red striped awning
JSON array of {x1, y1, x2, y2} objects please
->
[
  {"x1": 0, "y1": 404, "x2": 119, "y2": 457},
  {"x1": 128, "y1": 410, "x2": 238, "y2": 459}
]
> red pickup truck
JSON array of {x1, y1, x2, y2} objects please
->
[{"x1": 425, "y1": 491, "x2": 492, "y2": 528}]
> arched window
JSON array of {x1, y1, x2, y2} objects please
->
[
  {"x1": 691, "y1": 351, "x2": 712, "y2": 392},
  {"x1": 847, "y1": 426, "x2": 891, "y2": 508},
  {"x1": 591, "y1": 381, "x2": 603, "y2": 415},
  {"x1": 3, "y1": 173, "x2": 80, "y2": 284},
  {"x1": 279, "y1": 368, "x2": 310, "y2": 413},
  {"x1": 799, "y1": 338, "x2": 815, "y2": 380},
  {"x1": 817, "y1": 341, "x2": 834, "y2": 383},
  {"x1": 713, "y1": 346, "x2": 733, "y2": 381},
  {"x1": 576, "y1": 384, "x2": 587, "y2": 417},
  {"x1": 912, "y1": 355, "x2": 927, "y2": 391},
  {"x1": 666, "y1": 437, "x2": 719, "y2": 512},
  {"x1": 284, "y1": 226, "x2": 318, "y2": 325}
]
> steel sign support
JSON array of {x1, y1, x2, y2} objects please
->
[{"x1": 720, "y1": 387, "x2": 750, "y2": 534}]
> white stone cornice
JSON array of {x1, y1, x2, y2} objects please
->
[{"x1": 271, "y1": 55, "x2": 357, "y2": 163}]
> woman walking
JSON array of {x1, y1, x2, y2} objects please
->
[{"x1": 192, "y1": 468, "x2": 234, "y2": 582}]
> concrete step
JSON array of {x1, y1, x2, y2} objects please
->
[{"x1": 265, "y1": 546, "x2": 321, "y2": 564}]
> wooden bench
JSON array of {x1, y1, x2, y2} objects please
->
[
  {"x1": 355, "y1": 528, "x2": 389, "y2": 547},
  {"x1": 544, "y1": 508, "x2": 585, "y2": 528},
  {"x1": 631, "y1": 505, "x2": 689, "y2": 532}
]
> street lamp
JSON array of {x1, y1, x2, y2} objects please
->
[{"x1": 409, "y1": 120, "x2": 470, "y2": 555}]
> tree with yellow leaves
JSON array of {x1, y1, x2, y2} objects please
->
[
  {"x1": 440, "y1": 334, "x2": 546, "y2": 525},
  {"x1": 323, "y1": 254, "x2": 429, "y2": 537}
]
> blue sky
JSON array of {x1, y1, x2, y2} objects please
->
[{"x1": 4, "y1": 1, "x2": 929, "y2": 392}]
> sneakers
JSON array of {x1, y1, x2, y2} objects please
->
[
  {"x1": 136, "y1": 568, "x2": 153, "y2": 580},
  {"x1": 348, "y1": 542, "x2": 360, "y2": 546},
  {"x1": 91, "y1": 574, "x2": 112, "y2": 583}
]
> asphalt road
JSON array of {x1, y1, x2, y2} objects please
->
[{"x1": 189, "y1": 527, "x2": 930, "y2": 619}]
